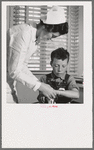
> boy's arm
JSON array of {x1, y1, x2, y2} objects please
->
[
  {"x1": 56, "y1": 88, "x2": 79, "y2": 99},
  {"x1": 56, "y1": 76, "x2": 79, "y2": 99}
]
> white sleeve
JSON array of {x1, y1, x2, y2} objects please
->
[
  {"x1": 7, "y1": 25, "x2": 41, "y2": 91},
  {"x1": 16, "y1": 69, "x2": 41, "y2": 91}
]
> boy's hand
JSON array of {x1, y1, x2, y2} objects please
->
[
  {"x1": 38, "y1": 83, "x2": 56, "y2": 99},
  {"x1": 37, "y1": 94, "x2": 46, "y2": 103},
  {"x1": 47, "y1": 98, "x2": 54, "y2": 104},
  {"x1": 48, "y1": 99, "x2": 56, "y2": 104}
]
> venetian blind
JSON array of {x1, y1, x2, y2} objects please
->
[
  {"x1": 7, "y1": 5, "x2": 82, "y2": 77},
  {"x1": 68, "y1": 6, "x2": 80, "y2": 77}
]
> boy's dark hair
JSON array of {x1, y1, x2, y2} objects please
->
[
  {"x1": 39, "y1": 20, "x2": 68, "y2": 35},
  {"x1": 51, "y1": 48, "x2": 70, "y2": 62}
]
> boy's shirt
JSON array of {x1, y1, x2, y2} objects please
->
[{"x1": 37, "y1": 72, "x2": 79, "y2": 103}]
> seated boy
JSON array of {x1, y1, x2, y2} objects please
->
[{"x1": 37, "y1": 48, "x2": 80, "y2": 103}]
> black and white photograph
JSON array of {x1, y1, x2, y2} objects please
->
[
  {"x1": 2, "y1": 1, "x2": 93, "y2": 148},
  {"x1": 6, "y1": 4, "x2": 83, "y2": 104}
]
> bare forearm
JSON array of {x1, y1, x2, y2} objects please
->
[{"x1": 56, "y1": 90, "x2": 79, "y2": 99}]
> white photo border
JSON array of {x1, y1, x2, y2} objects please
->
[{"x1": 1, "y1": 1, "x2": 93, "y2": 148}]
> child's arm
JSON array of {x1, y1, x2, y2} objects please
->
[
  {"x1": 55, "y1": 75, "x2": 80, "y2": 99},
  {"x1": 56, "y1": 88, "x2": 79, "y2": 99}
]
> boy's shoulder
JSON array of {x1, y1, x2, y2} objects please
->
[{"x1": 64, "y1": 73, "x2": 76, "y2": 83}]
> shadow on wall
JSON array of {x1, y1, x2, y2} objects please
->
[
  {"x1": 16, "y1": 74, "x2": 41, "y2": 103},
  {"x1": 16, "y1": 81, "x2": 39, "y2": 103}
]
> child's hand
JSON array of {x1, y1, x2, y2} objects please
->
[
  {"x1": 47, "y1": 98, "x2": 56, "y2": 104},
  {"x1": 37, "y1": 94, "x2": 46, "y2": 103}
]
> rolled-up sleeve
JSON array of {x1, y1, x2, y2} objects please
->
[{"x1": 7, "y1": 25, "x2": 41, "y2": 91}]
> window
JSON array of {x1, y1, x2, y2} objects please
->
[{"x1": 7, "y1": 5, "x2": 83, "y2": 78}]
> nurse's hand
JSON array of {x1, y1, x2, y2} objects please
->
[{"x1": 38, "y1": 83, "x2": 56, "y2": 99}]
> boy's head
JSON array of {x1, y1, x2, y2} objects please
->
[{"x1": 50, "y1": 48, "x2": 70, "y2": 78}]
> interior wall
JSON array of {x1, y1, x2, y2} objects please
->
[{"x1": 16, "y1": 75, "x2": 41, "y2": 103}]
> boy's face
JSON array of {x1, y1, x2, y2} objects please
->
[{"x1": 51, "y1": 58, "x2": 68, "y2": 78}]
